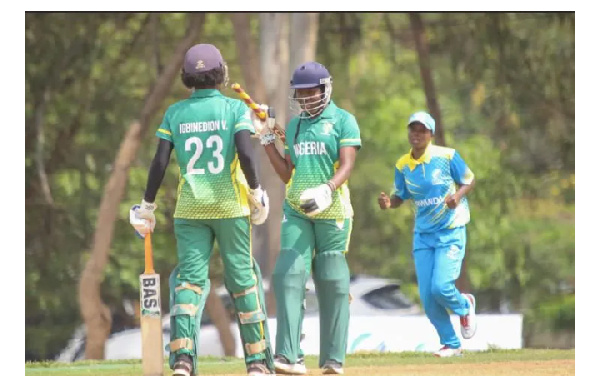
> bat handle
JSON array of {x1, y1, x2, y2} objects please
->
[{"x1": 144, "y1": 233, "x2": 155, "y2": 274}]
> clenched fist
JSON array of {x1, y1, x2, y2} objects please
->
[
  {"x1": 445, "y1": 194, "x2": 460, "y2": 209},
  {"x1": 378, "y1": 192, "x2": 391, "y2": 210}
]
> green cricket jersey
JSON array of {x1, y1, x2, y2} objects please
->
[
  {"x1": 156, "y1": 89, "x2": 255, "y2": 219},
  {"x1": 284, "y1": 101, "x2": 362, "y2": 220}
]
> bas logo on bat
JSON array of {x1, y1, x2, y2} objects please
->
[{"x1": 140, "y1": 276, "x2": 161, "y2": 316}]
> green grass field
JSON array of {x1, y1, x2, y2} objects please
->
[{"x1": 26, "y1": 349, "x2": 574, "y2": 376}]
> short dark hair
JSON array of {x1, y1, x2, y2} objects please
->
[{"x1": 181, "y1": 66, "x2": 226, "y2": 89}]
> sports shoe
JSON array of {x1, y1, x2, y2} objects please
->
[
  {"x1": 172, "y1": 354, "x2": 193, "y2": 376},
  {"x1": 273, "y1": 354, "x2": 307, "y2": 375},
  {"x1": 246, "y1": 360, "x2": 273, "y2": 376},
  {"x1": 460, "y1": 293, "x2": 477, "y2": 339},
  {"x1": 322, "y1": 359, "x2": 344, "y2": 375},
  {"x1": 433, "y1": 345, "x2": 462, "y2": 358}
]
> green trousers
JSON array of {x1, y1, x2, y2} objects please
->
[
  {"x1": 168, "y1": 217, "x2": 272, "y2": 374},
  {"x1": 272, "y1": 203, "x2": 352, "y2": 367}
]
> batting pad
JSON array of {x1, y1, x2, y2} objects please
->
[{"x1": 167, "y1": 266, "x2": 210, "y2": 375}]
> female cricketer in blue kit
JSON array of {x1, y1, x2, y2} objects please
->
[{"x1": 378, "y1": 111, "x2": 477, "y2": 357}]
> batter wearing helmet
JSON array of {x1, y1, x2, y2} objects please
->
[
  {"x1": 130, "y1": 43, "x2": 274, "y2": 376},
  {"x1": 254, "y1": 61, "x2": 362, "y2": 375}
]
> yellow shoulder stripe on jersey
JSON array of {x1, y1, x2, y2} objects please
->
[
  {"x1": 340, "y1": 138, "x2": 361, "y2": 143},
  {"x1": 158, "y1": 128, "x2": 172, "y2": 136}
]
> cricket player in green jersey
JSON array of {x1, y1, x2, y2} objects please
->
[
  {"x1": 129, "y1": 44, "x2": 274, "y2": 376},
  {"x1": 253, "y1": 61, "x2": 361, "y2": 375}
]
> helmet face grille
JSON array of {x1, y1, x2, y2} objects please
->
[{"x1": 289, "y1": 81, "x2": 332, "y2": 119}]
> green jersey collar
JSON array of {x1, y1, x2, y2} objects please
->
[{"x1": 190, "y1": 89, "x2": 221, "y2": 98}]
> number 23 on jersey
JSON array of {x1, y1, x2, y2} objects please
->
[{"x1": 185, "y1": 135, "x2": 224, "y2": 175}]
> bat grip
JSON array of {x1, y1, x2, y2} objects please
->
[{"x1": 144, "y1": 233, "x2": 155, "y2": 274}]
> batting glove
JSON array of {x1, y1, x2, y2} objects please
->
[
  {"x1": 299, "y1": 184, "x2": 333, "y2": 216},
  {"x1": 250, "y1": 104, "x2": 278, "y2": 146},
  {"x1": 129, "y1": 201, "x2": 156, "y2": 238},
  {"x1": 248, "y1": 185, "x2": 270, "y2": 225}
]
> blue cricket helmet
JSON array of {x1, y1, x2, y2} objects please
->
[
  {"x1": 290, "y1": 61, "x2": 331, "y2": 88},
  {"x1": 289, "y1": 61, "x2": 333, "y2": 118}
]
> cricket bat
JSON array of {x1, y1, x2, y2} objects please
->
[
  {"x1": 140, "y1": 233, "x2": 164, "y2": 375},
  {"x1": 231, "y1": 83, "x2": 285, "y2": 140}
]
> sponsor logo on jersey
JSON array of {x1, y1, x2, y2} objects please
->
[
  {"x1": 414, "y1": 195, "x2": 445, "y2": 208},
  {"x1": 321, "y1": 122, "x2": 333, "y2": 135},
  {"x1": 431, "y1": 169, "x2": 445, "y2": 185}
]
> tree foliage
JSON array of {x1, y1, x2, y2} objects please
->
[{"x1": 25, "y1": 12, "x2": 575, "y2": 361}]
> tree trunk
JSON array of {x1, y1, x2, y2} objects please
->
[
  {"x1": 34, "y1": 88, "x2": 54, "y2": 206},
  {"x1": 259, "y1": 13, "x2": 291, "y2": 316},
  {"x1": 409, "y1": 13, "x2": 471, "y2": 293},
  {"x1": 231, "y1": 13, "x2": 284, "y2": 317},
  {"x1": 230, "y1": 13, "x2": 269, "y2": 273},
  {"x1": 281, "y1": 13, "x2": 320, "y2": 315},
  {"x1": 409, "y1": 13, "x2": 446, "y2": 147},
  {"x1": 204, "y1": 289, "x2": 236, "y2": 356},
  {"x1": 289, "y1": 13, "x2": 319, "y2": 71},
  {"x1": 78, "y1": 14, "x2": 205, "y2": 360},
  {"x1": 230, "y1": 14, "x2": 267, "y2": 102}
]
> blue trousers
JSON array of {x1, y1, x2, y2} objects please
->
[{"x1": 413, "y1": 226, "x2": 470, "y2": 348}]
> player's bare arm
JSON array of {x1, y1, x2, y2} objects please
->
[
  {"x1": 445, "y1": 178, "x2": 476, "y2": 209},
  {"x1": 263, "y1": 127, "x2": 294, "y2": 184},
  {"x1": 329, "y1": 146, "x2": 357, "y2": 190}
]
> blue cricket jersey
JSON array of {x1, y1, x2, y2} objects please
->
[{"x1": 393, "y1": 143, "x2": 475, "y2": 233}]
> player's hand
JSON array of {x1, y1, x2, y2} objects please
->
[
  {"x1": 250, "y1": 104, "x2": 274, "y2": 133},
  {"x1": 250, "y1": 104, "x2": 268, "y2": 134},
  {"x1": 248, "y1": 185, "x2": 270, "y2": 225},
  {"x1": 445, "y1": 194, "x2": 460, "y2": 209},
  {"x1": 129, "y1": 200, "x2": 156, "y2": 238},
  {"x1": 250, "y1": 104, "x2": 280, "y2": 146},
  {"x1": 378, "y1": 192, "x2": 391, "y2": 210},
  {"x1": 299, "y1": 184, "x2": 333, "y2": 216}
]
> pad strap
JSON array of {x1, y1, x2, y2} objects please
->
[
  {"x1": 170, "y1": 338, "x2": 194, "y2": 352},
  {"x1": 175, "y1": 282, "x2": 204, "y2": 296},
  {"x1": 233, "y1": 285, "x2": 258, "y2": 299},
  {"x1": 244, "y1": 340, "x2": 266, "y2": 355},
  {"x1": 171, "y1": 304, "x2": 198, "y2": 316},
  {"x1": 238, "y1": 309, "x2": 266, "y2": 324}
]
